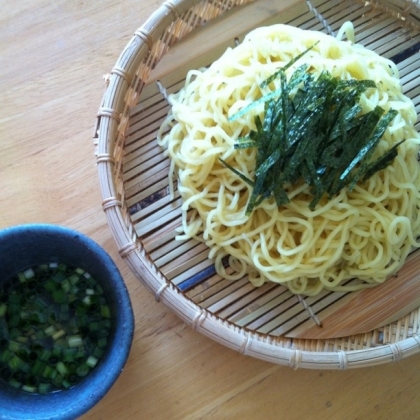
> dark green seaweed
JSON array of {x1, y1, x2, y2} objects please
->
[{"x1": 221, "y1": 47, "x2": 402, "y2": 214}]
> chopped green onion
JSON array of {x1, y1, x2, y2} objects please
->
[
  {"x1": 61, "y1": 279, "x2": 71, "y2": 293},
  {"x1": 100, "y1": 305, "x2": 111, "y2": 319},
  {"x1": 85, "y1": 356, "x2": 98, "y2": 368},
  {"x1": 0, "y1": 263, "x2": 112, "y2": 394},
  {"x1": 38, "y1": 382, "x2": 52, "y2": 394},
  {"x1": 8, "y1": 341, "x2": 21, "y2": 353},
  {"x1": 75, "y1": 350, "x2": 87, "y2": 361},
  {"x1": 23, "y1": 268, "x2": 35, "y2": 280},
  {"x1": 30, "y1": 360, "x2": 46, "y2": 376},
  {"x1": 89, "y1": 322, "x2": 102, "y2": 332},
  {"x1": 44, "y1": 325, "x2": 56, "y2": 336},
  {"x1": 22, "y1": 385, "x2": 37, "y2": 393},
  {"x1": 52, "y1": 329, "x2": 66, "y2": 340},
  {"x1": 56, "y1": 361, "x2": 68, "y2": 376},
  {"x1": 82, "y1": 296, "x2": 91, "y2": 305},
  {"x1": 42, "y1": 365, "x2": 56, "y2": 379},
  {"x1": 51, "y1": 373, "x2": 63, "y2": 388},
  {"x1": 62, "y1": 348, "x2": 77, "y2": 362},
  {"x1": 8, "y1": 378, "x2": 21, "y2": 389},
  {"x1": 76, "y1": 364, "x2": 89, "y2": 377},
  {"x1": 9, "y1": 355, "x2": 24, "y2": 370},
  {"x1": 0, "y1": 350, "x2": 12, "y2": 363},
  {"x1": 68, "y1": 273, "x2": 80, "y2": 285},
  {"x1": 67, "y1": 335, "x2": 83, "y2": 348},
  {"x1": 61, "y1": 379, "x2": 72, "y2": 389},
  {"x1": 52, "y1": 290, "x2": 66, "y2": 304},
  {"x1": 93, "y1": 347, "x2": 104, "y2": 359},
  {"x1": 97, "y1": 337, "x2": 108, "y2": 349}
]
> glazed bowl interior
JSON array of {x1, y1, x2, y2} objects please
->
[{"x1": 0, "y1": 224, "x2": 134, "y2": 420}]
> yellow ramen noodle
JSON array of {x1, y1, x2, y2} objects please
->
[{"x1": 158, "y1": 24, "x2": 420, "y2": 296}]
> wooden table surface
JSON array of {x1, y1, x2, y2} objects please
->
[{"x1": 2, "y1": 1, "x2": 420, "y2": 419}]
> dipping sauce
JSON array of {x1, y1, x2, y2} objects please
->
[{"x1": 0, "y1": 263, "x2": 112, "y2": 393}]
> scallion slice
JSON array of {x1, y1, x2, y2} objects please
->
[{"x1": 0, "y1": 263, "x2": 112, "y2": 394}]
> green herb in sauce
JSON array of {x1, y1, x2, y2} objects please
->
[{"x1": 0, "y1": 263, "x2": 112, "y2": 394}]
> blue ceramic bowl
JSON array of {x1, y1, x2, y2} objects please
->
[{"x1": 0, "y1": 224, "x2": 135, "y2": 420}]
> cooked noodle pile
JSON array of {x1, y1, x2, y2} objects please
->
[{"x1": 158, "y1": 24, "x2": 420, "y2": 296}]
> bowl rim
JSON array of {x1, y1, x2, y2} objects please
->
[{"x1": 0, "y1": 223, "x2": 135, "y2": 420}]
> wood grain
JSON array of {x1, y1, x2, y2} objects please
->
[
  {"x1": 2, "y1": 1, "x2": 420, "y2": 419},
  {"x1": 287, "y1": 251, "x2": 420, "y2": 338}
]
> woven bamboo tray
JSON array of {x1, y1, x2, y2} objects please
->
[{"x1": 95, "y1": 0, "x2": 420, "y2": 369}]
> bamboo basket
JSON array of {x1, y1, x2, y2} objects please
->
[{"x1": 94, "y1": 0, "x2": 420, "y2": 369}]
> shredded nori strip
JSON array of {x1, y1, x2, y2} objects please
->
[{"x1": 221, "y1": 44, "x2": 403, "y2": 214}]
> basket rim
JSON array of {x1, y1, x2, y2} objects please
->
[{"x1": 94, "y1": 0, "x2": 420, "y2": 369}]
